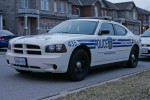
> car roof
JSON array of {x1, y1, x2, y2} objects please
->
[
  {"x1": 68, "y1": 18, "x2": 109, "y2": 22},
  {"x1": 0, "y1": 30, "x2": 14, "y2": 35}
]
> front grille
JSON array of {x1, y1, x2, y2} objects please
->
[
  {"x1": 14, "y1": 44, "x2": 23, "y2": 48},
  {"x1": 14, "y1": 50, "x2": 23, "y2": 54},
  {"x1": 14, "y1": 64, "x2": 40, "y2": 69},
  {"x1": 26, "y1": 44, "x2": 40, "y2": 49},
  {"x1": 13, "y1": 44, "x2": 42, "y2": 55},
  {"x1": 27, "y1": 51, "x2": 41, "y2": 55},
  {"x1": 14, "y1": 64, "x2": 29, "y2": 68}
]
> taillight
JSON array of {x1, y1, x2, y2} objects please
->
[{"x1": 0, "y1": 37, "x2": 8, "y2": 40}]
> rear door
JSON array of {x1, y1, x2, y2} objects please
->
[{"x1": 112, "y1": 24, "x2": 132, "y2": 61}]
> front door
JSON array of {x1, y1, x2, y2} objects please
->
[{"x1": 94, "y1": 22, "x2": 117, "y2": 65}]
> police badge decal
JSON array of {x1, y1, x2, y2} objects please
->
[{"x1": 107, "y1": 37, "x2": 113, "y2": 49}]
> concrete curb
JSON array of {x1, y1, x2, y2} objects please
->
[{"x1": 42, "y1": 69, "x2": 150, "y2": 100}]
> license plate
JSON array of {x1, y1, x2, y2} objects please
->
[
  {"x1": 141, "y1": 48, "x2": 148, "y2": 53},
  {"x1": 14, "y1": 57, "x2": 27, "y2": 66}
]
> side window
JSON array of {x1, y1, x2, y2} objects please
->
[
  {"x1": 113, "y1": 24, "x2": 127, "y2": 36},
  {"x1": 100, "y1": 23, "x2": 114, "y2": 35}
]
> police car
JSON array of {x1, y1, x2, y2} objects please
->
[
  {"x1": 140, "y1": 28, "x2": 150, "y2": 56},
  {"x1": 6, "y1": 19, "x2": 141, "y2": 81}
]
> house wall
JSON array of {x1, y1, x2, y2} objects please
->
[
  {"x1": 108, "y1": 10, "x2": 118, "y2": 18},
  {"x1": 0, "y1": 0, "x2": 17, "y2": 34},
  {"x1": 0, "y1": 0, "x2": 71, "y2": 35}
]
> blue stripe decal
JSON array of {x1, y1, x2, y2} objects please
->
[
  {"x1": 80, "y1": 43, "x2": 96, "y2": 45},
  {"x1": 77, "y1": 39, "x2": 133, "y2": 49},
  {"x1": 113, "y1": 42, "x2": 122, "y2": 44},
  {"x1": 89, "y1": 47, "x2": 96, "y2": 49},
  {"x1": 113, "y1": 45, "x2": 132, "y2": 47},
  {"x1": 77, "y1": 40, "x2": 95, "y2": 42}
]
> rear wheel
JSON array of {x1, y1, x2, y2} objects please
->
[
  {"x1": 126, "y1": 46, "x2": 139, "y2": 68},
  {"x1": 16, "y1": 69, "x2": 32, "y2": 74},
  {"x1": 67, "y1": 49, "x2": 90, "y2": 81}
]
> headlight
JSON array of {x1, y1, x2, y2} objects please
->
[
  {"x1": 8, "y1": 43, "x2": 11, "y2": 50},
  {"x1": 45, "y1": 44, "x2": 67, "y2": 53}
]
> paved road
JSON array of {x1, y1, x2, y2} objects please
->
[{"x1": 0, "y1": 53, "x2": 150, "y2": 100}]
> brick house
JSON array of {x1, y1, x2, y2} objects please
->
[
  {"x1": 0, "y1": 0, "x2": 72, "y2": 36},
  {"x1": 70, "y1": 0, "x2": 141, "y2": 35},
  {"x1": 69, "y1": 0, "x2": 112, "y2": 17},
  {"x1": 0, "y1": 10, "x2": 3, "y2": 29},
  {"x1": 137, "y1": 7, "x2": 150, "y2": 33},
  {"x1": 114, "y1": 1, "x2": 140, "y2": 35}
]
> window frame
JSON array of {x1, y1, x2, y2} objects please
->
[
  {"x1": 41, "y1": 0, "x2": 50, "y2": 11},
  {"x1": 54, "y1": 2, "x2": 58, "y2": 12},
  {"x1": 94, "y1": 6, "x2": 98, "y2": 17},
  {"x1": 21, "y1": 0, "x2": 28, "y2": 8},
  {"x1": 61, "y1": 2, "x2": 65, "y2": 13}
]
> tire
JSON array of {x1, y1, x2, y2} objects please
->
[
  {"x1": 126, "y1": 46, "x2": 139, "y2": 68},
  {"x1": 16, "y1": 69, "x2": 32, "y2": 74},
  {"x1": 67, "y1": 49, "x2": 90, "y2": 81}
]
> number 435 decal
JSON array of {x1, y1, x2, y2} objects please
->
[{"x1": 68, "y1": 40, "x2": 77, "y2": 47}]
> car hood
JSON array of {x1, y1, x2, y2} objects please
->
[
  {"x1": 141, "y1": 37, "x2": 150, "y2": 44},
  {"x1": 10, "y1": 34, "x2": 93, "y2": 46}
]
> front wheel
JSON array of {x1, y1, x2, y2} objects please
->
[
  {"x1": 67, "y1": 49, "x2": 90, "y2": 81},
  {"x1": 126, "y1": 46, "x2": 139, "y2": 68}
]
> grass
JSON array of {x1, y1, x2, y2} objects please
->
[{"x1": 55, "y1": 70, "x2": 150, "y2": 100}]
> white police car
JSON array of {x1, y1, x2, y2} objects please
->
[{"x1": 6, "y1": 19, "x2": 141, "y2": 81}]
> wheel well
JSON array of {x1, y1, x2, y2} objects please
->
[{"x1": 71, "y1": 45, "x2": 91, "y2": 64}]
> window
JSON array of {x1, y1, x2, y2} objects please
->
[
  {"x1": 94, "y1": 6, "x2": 98, "y2": 17},
  {"x1": 61, "y1": 2, "x2": 65, "y2": 13},
  {"x1": 41, "y1": 0, "x2": 50, "y2": 11},
  {"x1": 102, "y1": 10, "x2": 107, "y2": 16},
  {"x1": 133, "y1": 11, "x2": 136, "y2": 20},
  {"x1": 54, "y1": 2, "x2": 57, "y2": 12},
  {"x1": 21, "y1": 0, "x2": 28, "y2": 8},
  {"x1": 100, "y1": 23, "x2": 114, "y2": 35},
  {"x1": 113, "y1": 24, "x2": 127, "y2": 36},
  {"x1": 76, "y1": 8, "x2": 80, "y2": 16},
  {"x1": 66, "y1": 4, "x2": 69, "y2": 14}
]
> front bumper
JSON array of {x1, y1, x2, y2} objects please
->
[
  {"x1": 140, "y1": 46, "x2": 150, "y2": 56},
  {"x1": 6, "y1": 52, "x2": 70, "y2": 73}
]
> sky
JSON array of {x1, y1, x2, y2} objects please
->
[{"x1": 107, "y1": 0, "x2": 150, "y2": 10}]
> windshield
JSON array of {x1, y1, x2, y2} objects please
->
[
  {"x1": 48, "y1": 20, "x2": 99, "y2": 35},
  {"x1": 141, "y1": 29, "x2": 150, "y2": 37}
]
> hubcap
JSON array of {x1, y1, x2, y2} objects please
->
[
  {"x1": 132, "y1": 54, "x2": 136, "y2": 63},
  {"x1": 76, "y1": 61, "x2": 82, "y2": 68}
]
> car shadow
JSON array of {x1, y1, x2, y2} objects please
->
[
  {"x1": 12, "y1": 65, "x2": 126, "y2": 82},
  {"x1": 13, "y1": 72, "x2": 69, "y2": 82}
]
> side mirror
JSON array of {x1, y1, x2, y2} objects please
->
[{"x1": 99, "y1": 30, "x2": 110, "y2": 35}]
